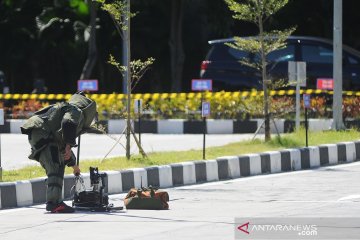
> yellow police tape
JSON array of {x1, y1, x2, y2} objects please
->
[{"x1": 0, "y1": 90, "x2": 360, "y2": 101}]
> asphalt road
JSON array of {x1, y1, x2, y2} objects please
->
[
  {"x1": 1, "y1": 162, "x2": 359, "y2": 240},
  {"x1": 0, "y1": 133, "x2": 258, "y2": 170}
]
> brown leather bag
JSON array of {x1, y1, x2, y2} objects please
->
[{"x1": 124, "y1": 187, "x2": 169, "y2": 210}]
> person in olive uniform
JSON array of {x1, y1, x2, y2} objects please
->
[{"x1": 21, "y1": 92, "x2": 99, "y2": 213}]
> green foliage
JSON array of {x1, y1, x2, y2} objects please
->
[
  {"x1": 108, "y1": 55, "x2": 155, "y2": 90},
  {"x1": 270, "y1": 127, "x2": 360, "y2": 148},
  {"x1": 147, "y1": 94, "x2": 189, "y2": 119},
  {"x1": 96, "y1": 94, "x2": 126, "y2": 119},
  {"x1": 1, "y1": 0, "x2": 360, "y2": 94},
  {"x1": 70, "y1": 0, "x2": 89, "y2": 15},
  {"x1": 224, "y1": 0, "x2": 295, "y2": 72},
  {"x1": 225, "y1": 0, "x2": 296, "y2": 141},
  {"x1": 343, "y1": 97, "x2": 360, "y2": 119},
  {"x1": 2, "y1": 166, "x2": 46, "y2": 182},
  {"x1": 96, "y1": 0, "x2": 136, "y2": 31},
  {"x1": 98, "y1": 0, "x2": 155, "y2": 93},
  {"x1": 228, "y1": 28, "x2": 295, "y2": 71},
  {"x1": 129, "y1": 58, "x2": 156, "y2": 82},
  {"x1": 224, "y1": 0, "x2": 289, "y2": 23},
  {"x1": 224, "y1": 0, "x2": 295, "y2": 81},
  {"x1": 226, "y1": 93, "x2": 290, "y2": 119},
  {"x1": 4, "y1": 0, "x2": 12, "y2": 7},
  {"x1": 271, "y1": 96, "x2": 294, "y2": 118},
  {"x1": 238, "y1": 94, "x2": 264, "y2": 117},
  {"x1": 107, "y1": 54, "x2": 124, "y2": 72}
]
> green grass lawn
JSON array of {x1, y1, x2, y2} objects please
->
[{"x1": 1, "y1": 128, "x2": 359, "y2": 182}]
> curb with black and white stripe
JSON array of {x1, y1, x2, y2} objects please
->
[
  {"x1": 1, "y1": 141, "x2": 359, "y2": 209},
  {"x1": 3, "y1": 119, "x2": 360, "y2": 134}
]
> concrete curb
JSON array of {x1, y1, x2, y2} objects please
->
[
  {"x1": 4, "y1": 118, "x2": 360, "y2": 134},
  {"x1": 1, "y1": 141, "x2": 360, "y2": 209}
]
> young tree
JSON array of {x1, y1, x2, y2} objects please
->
[
  {"x1": 97, "y1": 0, "x2": 154, "y2": 159},
  {"x1": 224, "y1": 0, "x2": 295, "y2": 141}
]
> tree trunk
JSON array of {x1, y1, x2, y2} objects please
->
[
  {"x1": 259, "y1": 13, "x2": 271, "y2": 141},
  {"x1": 123, "y1": 0, "x2": 132, "y2": 160},
  {"x1": 169, "y1": 0, "x2": 185, "y2": 93},
  {"x1": 79, "y1": 1, "x2": 98, "y2": 80}
]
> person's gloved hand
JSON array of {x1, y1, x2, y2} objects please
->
[{"x1": 72, "y1": 165, "x2": 81, "y2": 176}]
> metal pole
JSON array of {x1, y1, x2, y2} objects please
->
[
  {"x1": 124, "y1": 0, "x2": 131, "y2": 159},
  {"x1": 332, "y1": 0, "x2": 345, "y2": 130},
  {"x1": 0, "y1": 134, "x2": 2, "y2": 181},
  {"x1": 202, "y1": 92, "x2": 206, "y2": 160},
  {"x1": 203, "y1": 116, "x2": 206, "y2": 160},
  {"x1": 0, "y1": 109, "x2": 3, "y2": 181},
  {"x1": 296, "y1": 77, "x2": 300, "y2": 130},
  {"x1": 122, "y1": 1, "x2": 129, "y2": 95},
  {"x1": 138, "y1": 100, "x2": 141, "y2": 146},
  {"x1": 76, "y1": 135, "x2": 81, "y2": 166},
  {"x1": 305, "y1": 108, "x2": 308, "y2": 147}
]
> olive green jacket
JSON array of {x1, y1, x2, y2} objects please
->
[{"x1": 21, "y1": 93, "x2": 98, "y2": 162}]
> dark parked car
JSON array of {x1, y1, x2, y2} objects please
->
[{"x1": 200, "y1": 36, "x2": 360, "y2": 91}]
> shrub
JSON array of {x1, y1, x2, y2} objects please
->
[
  {"x1": 343, "y1": 96, "x2": 360, "y2": 119},
  {"x1": 2, "y1": 92, "x2": 360, "y2": 121},
  {"x1": 10, "y1": 100, "x2": 49, "y2": 119}
]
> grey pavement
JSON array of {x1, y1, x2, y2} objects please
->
[
  {"x1": 0, "y1": 133, "x2": 259, "y2": 170},
  {"x1": 0, "y1": 161, "x2": 359, "y2": 240}
]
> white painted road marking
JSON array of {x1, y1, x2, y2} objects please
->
[{"x1": 337, "y1": 195, "x2": 360, "y2": 201}]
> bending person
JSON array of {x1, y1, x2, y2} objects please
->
[{"x1": 21, "y1": 92, "x2": 99, "y2": 213}]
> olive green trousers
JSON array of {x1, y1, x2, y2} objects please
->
[{"x1": 38, "y1": 143, "x2": 65, "y2": 204}]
